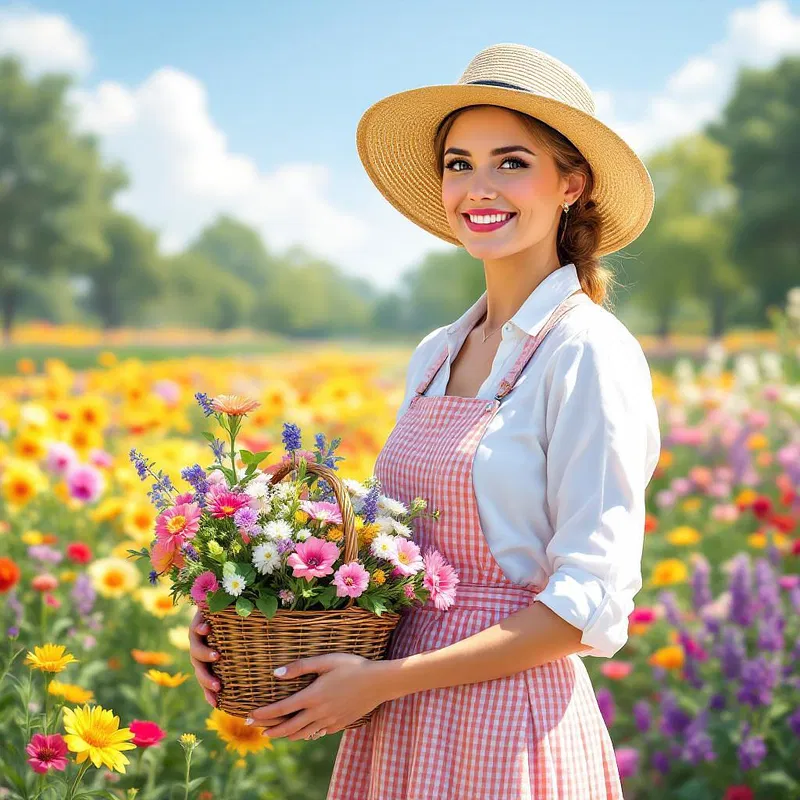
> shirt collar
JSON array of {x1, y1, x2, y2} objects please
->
[{"x1": 446, "y1": 263, "x2": 581, "y2": 341}]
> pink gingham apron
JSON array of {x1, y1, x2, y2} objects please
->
[{"x1": 327, "y1": 290, "x2": 624, "y2": 800}]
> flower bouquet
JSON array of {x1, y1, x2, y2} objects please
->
[{"x1": 128, "y1": 393, "x2": 459, "y2": 728}]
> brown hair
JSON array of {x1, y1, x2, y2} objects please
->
[{"x1": 433, "y1": 105, "x2": 616, "y2": 306}]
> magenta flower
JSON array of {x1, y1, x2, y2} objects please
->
[
  {"x1": 173, "y1": 491, "x2": 195, "y2": 505},
  {"x1": 422, "y1": 548, "x2": 459, "y2": 611},
  {"x1": 45, "y1": 442, "x2": 78, "y2": 476},
  {"x1": 333, "y1": 561, "x2": 370, "y2": 598},
  {"x1": 130, "y1": 719, "x2": 167, "y2": 748},
  {"x1": 190, "y1": 571, "x2": 220, "y2": 608},
  {"x1": 207, "y1": 490, "x2": 249, "y2": 519},
  {"x1": 286, "y1": 536, "x2": 339, "y2": 580},
  {"x1": 155, "y1": 503, "x2": 202, "y2": 546},
  {"x1": 389, "y1": 539, "x2": 423, "y2": 576},
  {"x1": 300, "y1": 500, "x2": 343, "y2": 526},
  {"x1": 88, "y1": 448, "x2": 114, "y2": 468},
  {"x1": 65, "y1": 463, "x2": 105, "y2": 503},
  {"x1": 615, "y1": 746, "x2": 640, "y2": 779},
  {"x1": 26, "y1": 733, "x2": 68, "y2": 774}
]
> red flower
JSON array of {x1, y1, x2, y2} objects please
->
[
  {"x1": 792, "y1": 539, "x2": 800, "y2": 557},
  {"x1": 66, "y1": 542, "x2": 93, "y2": 564},
  {"x1": 769, "y1": 514, "x2": 796, "y2": 534},
  {"x1": 723, "y1": 787, "x2": 753, "y2": 800},
  {"x1": 644, "y1": 514, "x2": 658, "y2": 534},
  {"x1": 130, "y1": 719, "x2": 167, "y2": 748},
  {"x1": 0, "y1": 557, "x2": 21, "y2": 593},
  {"x1": 26, "y1": 733, "x2": 68, "y2": 774},
  {"x1": 751, "y1": 496, "x2": 772, "y2": 520}
]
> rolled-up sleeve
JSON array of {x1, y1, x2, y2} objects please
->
[{"x1": 533, "y1": 327, "x2": 660, "y2": 659}]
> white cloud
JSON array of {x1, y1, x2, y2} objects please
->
[
  {"x1": 596, "y1": 0, "x2": 800, "y2": 158},
  {"x1": 0, "y1": 5, "x2": 91, "y2": 76}
]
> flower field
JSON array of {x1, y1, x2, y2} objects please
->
[{"x1": 0, "y1": 320, "x2": 799, "y2": 799}]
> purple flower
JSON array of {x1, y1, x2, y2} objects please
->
[
  {"x1": 754, "y1": 558, "x2": 780, "y2": 617},
  {"x1": 129, "y1": 448, "x2": 150, "y2": 481},
  {"x1": 690, "y1": 556, "x2": 713, "y2": 610},
  {"x1": 651, "y1": 751, "x2": 670, "y2": 775},
  {"x1": 210, "y1": 438, "x2": 226, "y2": 462},
  {"x1": 709, "y1": 693, "x2": 726, "y2": 711},
  {"x1": 282, "y1": 422, "x2": 302, "y2": 452},
  {"x1": 738, "y1": 732, "x2": 767, "y2": 771},
  {"x1": 717, "y1": 626, "x2": 746, "y2": 680},
  {"x1": 233, "y1": 506, "x2": 259, "y2": 533},
  {"x1": 615, "y1": 747, "x2": 639, "y2": 779},
  {"x1": 71, "y1": 574, "x2": 96, "y2": 616},
  {"x1": 633, "y1": 700, "x2": 651, "y2": 734},
  {"x1": 659, "y1": 692, "x2": 691, "y2": 737},
  {"x1": 659, "y1": 590, "x2": 682, "y2": 627},
  {"x1": 728, "y1": 554, "x2": 754, "y2": 627},
  {"x1": 276, "y1": 537, "x2": 295, "y2": 555},
  {"x1": 682, "y1": 712, "x2": 716, "y2": 765},
  {"x1": 787, "y1": 707, "x2": 800, "y2": 738},
  {"x1": 195, "y1": 392, "x2": 215, "y2": 417},
  {"x1": 27, "y1": 545, "x2": 63, "y2": 565},
  {"x1": 181, "y1": 464, "x2": 209, "y2": 497},
  {"x1": 361, "y1": 483, "x2": 380, "y2": 524},
  {"x1": 595, "y1": 688, "x2": 615, "y2": 728},
  {"x1": 757, "y1": 613, "x2": 785, "y2": 653},
  {"x1": 737, "y1": 655, "x2": 780, "y2": 708}
]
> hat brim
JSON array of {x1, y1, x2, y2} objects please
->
[{"x1": 356, "y1": 83, "x2": 654, "y2": 257}]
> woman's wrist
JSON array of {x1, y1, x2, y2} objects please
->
[{"x1": 371, "y1": 656, "x2": 414, "y2": 703}]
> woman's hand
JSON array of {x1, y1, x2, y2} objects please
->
[
  {"x1": 189, "y1": 610, "x2": 221, "y2": 707},
  {"x1": 247, "y1": 653, "x2": 391, "y2": 740}
]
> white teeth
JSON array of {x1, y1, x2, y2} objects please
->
[{"x1": 467, "y1": 213, "x2": 511, "y2": 224}]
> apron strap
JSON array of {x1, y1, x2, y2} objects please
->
[
  {"x1": 495, "y1": 289, "x2": 587, "y2": 401},
  {"x1": 414, "y1": 345, "x2": 449, "y2": 397}
]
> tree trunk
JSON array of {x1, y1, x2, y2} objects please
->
[
  {"x1": 658, "y1": 308, "x2": 671, "y2": 341},
  {"x1": 710, "y1": 292, "x2": 726, "y2": 339},
  {"x1": 1, "y1": 285, "x2": 17, "y2": 345}
]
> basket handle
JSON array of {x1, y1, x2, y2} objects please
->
[{"x1": 267, "y1": 455, "x2": 358, "y2": 610}]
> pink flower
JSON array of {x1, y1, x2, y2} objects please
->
[
  {"x1": 779, "y1": 575, "x2": 800, "y2": 590},
  {"x1": 264, "y1": 449, "x2": 317, "y2": 477},
  {"x1": 26, "y1": 733, "x2": 68, "y2": 774},
  {"x1": 299, "y1": 500, "x2": 343, "y2": 526},
  {"x1": 173, "y1": 491, "x2": 195, "y2": 505},
  {"x1": 150, "y1": 538, "x2": 185, "y2": 573},
  {"x1": 129, "y1": 719, "x2": 167, "y2": 748},
  {"x1": 31, "y1": 574, "x2": 58, "y2": 592},
  {"x1": 206, "y1": 490, "x2": 249, "y2": 519},
  {"x1": 422, "y1": 548, "x2": 459, "y2": 611},
  {"x1": 389, "y1": 539, "x2": 423, "y2": 576},
  {"x1": 190, "y1": 571, "x2": 220, "y2": 608},
  {"x1": 403, "y1": 583, "x2": 417, "y2": 601},
  {"x1": 88, "y1": 448, "x2": 114, "y2": 469},
  {"x1": 333, "y1": 561, "x2": 370, "y2": 598},
  {"x1": 155, "y1": 503, "x2": 202, "y2": 546},
  {"x1": 65, "y1": 464, "x2": 105, "y2": 503},
  {"x1": 629, "y1": 607, "x2": 657, "y2": 625},
  {"x1": 286, "y1": 536, "x2": 339, "y2": 580},
  {"x1": 711, "y1": 504, "x2": 740, "y2": 523},
  {"x1": 615, "y1": 746, "x2": 639, "y2": 779},
  {"x1": 601, "y1": 661, "x2": 633, "y2": 680},
  {"x1": 44, "y1": 593, "x2": 60, "y2": 609},
  {"x1": 45, "y1": 442, "x2": 78, "y2": 476}
]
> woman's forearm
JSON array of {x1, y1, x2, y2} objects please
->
[{"x1": 375, "y1": 601, "x2": 594, "y2": 702}]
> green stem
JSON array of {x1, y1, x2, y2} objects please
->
[
  {"x1": 43, "y1": 674, "x2": 51, "y2": 735},
  {"x1": 65, "y1": 761, "x2": 90, "y2": 800},
  {"x1": 183, "y1": 750, "x2": 193, "y2": 800}
]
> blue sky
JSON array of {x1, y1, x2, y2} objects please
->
[{"x1": 3, "y1": 1, "x2": 800, "y2": 288}]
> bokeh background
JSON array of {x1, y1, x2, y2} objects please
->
[{"x1": 0, "y1": 1, "x2": 799, "y2": 798}]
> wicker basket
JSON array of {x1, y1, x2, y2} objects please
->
[{"x1": 202, "y1": 457, "x2": 401, "y2": 729}]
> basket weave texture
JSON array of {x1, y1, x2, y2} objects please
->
[{"x1": 202, "y1": 458, "x2": 401, "y2": 728}]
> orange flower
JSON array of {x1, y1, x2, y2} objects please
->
[
  {"x1": 131, "y1": 649, "x2": 173, "y2": 666},
  {"x1": 648, "y1": 645, "x2": 684, "y2": 671},
  {"x1": 211, "y1": 395, "x2": 261, "y2": 416},
  {"x1": 0, "y1": 557, "x2": 21, "y2": 593}
]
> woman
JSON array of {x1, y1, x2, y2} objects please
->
[{"x1": 190, "y1": 43, "x2": 661, "y2": 798}]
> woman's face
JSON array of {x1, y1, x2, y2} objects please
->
[{"x1": 441, "y1": 106, "x2": 582, "y2": 262}]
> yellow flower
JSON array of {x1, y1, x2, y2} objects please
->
[
  {"x1": 680, "y1": 498, "x2": 702, "y2": 513},
  {"x1": 371, "y1": 568, "x2": 386, "y2": 586},
  {"x1": 205, "y1": 708, "x2": 273, "y2": 755},
  {"x1": 88, "y1": 557, "x2": 141, "y2": 598},
  {"x1": 657, "y1": 450, "x2": 673, "y2": 470},
  {"x1": 649, "y1": 558, "x2": 688, "y2": 587},
  {"x1": 168, "y1": 626, "x2": 191, "y2": 652},
  {"x1": 25, "y1": 644, "x2": 77, "y2": 673},
  {"x1": 62, "y1": 705, "x2": 136, "y2": 773},
  {"x1": 666, "y1": 526, "x2": 701, "y2": 546},
  {"x1": 98, "y1": 351, "x2": 117, "y2": 368},
  {"x1": 73, "y1": 396, "x2": 110, "y2": 429},
  {"x1": 122, "y1": 500, "x2": 157, "y2": 545},
  {"x1": 748, "y1": 533, "x2": 767, "y2": 549},
  {"x1": 138, "y1": 586, "x2": 181, "y2": 618},
  {"x1": 744, "y1": 532, "x2": 790, "y2": 551},
  {"x1": 90, "y1": 497, "x2": 126, "y2": 523},
  {"x1": 22, "y1": 530, "x2": 45, "y2": 545},
  {"x1": 49, "y1": 680, "x2": 94, "y2": 704},
  {"x1": 735, "y1": 488, "x2": 758, "y2": 507},
  {"x1": 179, "y1": 733, "x2": 197, "y2": 746},
  {"x1": 2, "y1": 459, "x2": 47, "y2": 508},
  {"x1": 14, "y1": 429, "x2": 47, "y2": 461},
  {"x1": 59, "y1": 570, "x2": 78, "y2": 583},
  {"x1": 648, "y1": 645, "x2": 685, "y2": 671},
  {"x1": 326, "y1": 525, "x2": 344, "y2": 542},
  {"x1": 145, "y1": 669, "x2": 190, "y2": 688},
  {"x1": 746, "y1": 433, "x2": 768, "y2": 450},
  {"x1": 294, "y1": 509, "x2": 310, "y2": 525}
]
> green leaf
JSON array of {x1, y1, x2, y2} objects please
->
[
  {"x1": 255, "y1": 595, "x2": 278, "y2": 619},
  {"x1": 239, "y1": 448, "x2": 255, "y2": 464},
  {"x1": 201, "y1": 431, "x2": 217, "y2": 442},
  {"x1": 235, "y1": 597, "x2": 254, "y2": 617},
  {"x1": 758, "y1": 771, "x2": 800, "y2": 792},
  {"x1": 317, "y1": 585, "x2": 338, "y2": 609},
  {"x1": 207, "y1": 590, "x2": 235, "y2": 612},
  {"x1": 188, "y1": 776, "x2": 208, "y2": 790}
]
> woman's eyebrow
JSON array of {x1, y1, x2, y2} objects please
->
[{"x1": 443, "y1": 145, "x2": 535, "y2": 157}]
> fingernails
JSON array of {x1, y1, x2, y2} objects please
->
[
  {"x1": 245, "y1": 717, "x2": 254, "y2": 726},
  {"x1": 261, "y1": 730, "x2": 271, "y2": 737},
  {"x1": 210, "y1": 651, "x2": 219, "y2": 659},
  {"x1": 212, "y1": 682, "x2": 220, "y2": 691},
  {"x1": 273, "y1": 666, "x2": 287, "y2": 677}
]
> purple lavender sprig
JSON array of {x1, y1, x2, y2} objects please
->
[{"x1": 129, "y1": 449, "x2": 176, "y2": 510}]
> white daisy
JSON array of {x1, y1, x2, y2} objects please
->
[
  {"x1": 295, "y1": 527, "x2": 312, "y2": 542},
  {"x1": 222, "y1": 573, "x2": 246, "y2": 596},
  {"x1": 262, "y1": 520, "x2": 294, "y2": 540},
  {"x1": 252, "y1": 542, "x2": 281, "y2": 575},
  {"x1": 391, "y1": 519, "x2": 413, "y2": 538},
  {"x1": 274, "y1": 482, "x2": 297, "y2": 501},
  {"x1": 370, "y1": 532, "x2": 398, "y2": 561},
  {"x1": 343, "y1": 478, "x2": 368, "y2": 497},
  {"x1": 375, "y1": 515, "x2": 396, "y2": 536},
  {"x1": 379, "y1": 495, "x2": 407, "y2": 516}
]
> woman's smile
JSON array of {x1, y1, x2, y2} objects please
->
[{"x1": 461, "y1": 211, "x2": 517, "y2": 233}]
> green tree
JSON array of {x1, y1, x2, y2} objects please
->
[
  {"x1": 706, "y1": 55, "x2": 800, "y2": 319},
  {"x1": 83, "y1": 212, "x2": 163, "y2": 329},
  {"x1": 0, "y1": 57, "x2": 125, "y2": 342}
]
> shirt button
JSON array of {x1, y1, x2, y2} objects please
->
[
  {"x1": 503, "y1": 323, "x2": 512, "y2": 332},
  {"x1": 484, "y1": 402, "x2": 493, "y2": 412}
]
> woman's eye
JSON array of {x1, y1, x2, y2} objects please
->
[{"x1": 444, "y1": 156, "x2": 528, "y2": 172}]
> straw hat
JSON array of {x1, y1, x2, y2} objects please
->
[{"x1": 356, "y1": 43, "x2": 654, "y2": 257}]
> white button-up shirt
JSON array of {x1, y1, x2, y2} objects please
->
[{"x1": 395, "y1": 263, "x2": 661, "y2": 658}]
